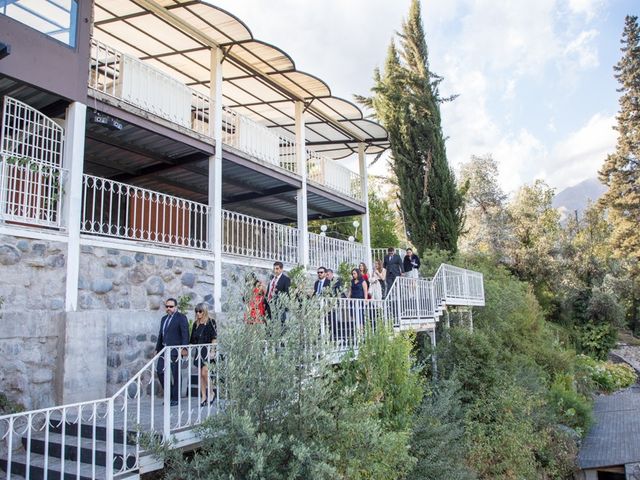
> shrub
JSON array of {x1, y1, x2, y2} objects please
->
[
  {"x1": 547, "y1": 374, "x2": 592, "y2": 434},
  {"x1": 576, "y1": 322, "x2": 617, "y2": 360},
  {"x1": 577, "y1": 355, "x2": 638, "y2": 393}
]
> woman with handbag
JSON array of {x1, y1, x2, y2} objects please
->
[{"x1": 189, "y1": 303, "x2": 217, "y2": 407}]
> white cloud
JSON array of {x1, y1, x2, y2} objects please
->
[
  {"x1": 545, "y1": 113, "x2": 616, "y2": 189},
  {"x1": 567, "y1": 0, "x2": 605, "y2": 22},
  {"x1": 563, "y1": 29, "x2": 600, "y2": 69}
]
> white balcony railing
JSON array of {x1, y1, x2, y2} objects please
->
[
  {"x1": 222, "y1": 209, "x2": 299, "y2": 264},
  {"x1": 0, "y1": 96, "x2": 66, "y2": 228},
  {"x1": 81, "y1": 175, "x2": 210, "y2": 250},
  {"x1": 433, "y1": 263, "x2": 485, "y2": 306},
  {"x1": 221, "y1": 106, "x2": 297, "y2": 175},
  {"x1": 307, "y1": 149, "x2": 363, "y2": 202},
  {"x1": 89, "y1": 39, "x2": 211, "y2": 136},
  {"x1": 0, "y1": 155, "x2": 67, "y2": 228},
  {"x1": 308, "y1": 232, "x2": 368, "y2": 270}
]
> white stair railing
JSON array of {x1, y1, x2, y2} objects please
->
[
  {"x1": 432, "y1": 264, "x2": 485, "y2": 306},
  {"x1": 0, "y1": 344, "x2": 219, "y2": 480}
]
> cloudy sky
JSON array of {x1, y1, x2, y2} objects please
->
[{"x1": 212, "y1": 0, "x2": 638, "y2": 195}]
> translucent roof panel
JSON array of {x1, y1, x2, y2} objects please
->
[{"x1": 92, "y1": 0, "x2": 389, "y2": 152}]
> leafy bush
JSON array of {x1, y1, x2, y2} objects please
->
[
  {"x1": 547, "y1": 374, "x2": 592, "y2": 434},
  {"x1": 576, "y1": 322, "x2": 617, "y2": 360},
  {"x1": 0, "y1": 393, "x2": 24, "y2": 414},
  {"x1": 577, "y1": 355, "x2": 638, "y2": 392}
]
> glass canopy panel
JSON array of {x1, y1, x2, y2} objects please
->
[{"x1": 1, "y1": 0, "x2": 78, "y2": 47}]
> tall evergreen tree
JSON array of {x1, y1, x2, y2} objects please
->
[
  {"x1": 358, "y1": 0, "x2": 464, "y2": 255},
  {"x1": 598, "y1": 15, "x2": 640, "y2": 331}
]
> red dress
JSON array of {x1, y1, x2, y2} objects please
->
[{"x1": 246, "y1": 287, "x2": 266, "y2": 323}]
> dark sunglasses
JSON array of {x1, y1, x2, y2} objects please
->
[
  {"x1": 317, "y1": 271, "x2": 325, "y2": 274},
  {"x1": 195, "y1": 309, "x2": 203, "y2": 313},
  {"x1": 165, "y1": 304, "x2": 176, "y2": 308}
]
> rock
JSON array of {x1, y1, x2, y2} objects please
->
[
  {"x1": 31, "y1": 369, "x2": 53, "y2": 384},
  {"x1": 124, "y1": 350, "x2": 139, "y2": 362},
  {"x1": 166, "y1": 259, "x2": 174, "y2": 268},
  {"x1": 105, "y1": 257, "x2": 118, "y2": 267},
  {"x1": 78, "y1": 293, "x2": 93, "y2": 310},
  {"x1": 80, "y1": 245, "x2": 94, "y2": 254},
  {"x1": 146, "y1": 255, "x2": 155, "y2": 265},
  {"x1": 204, "y1": 294, "x2": 214, "y2": 304},
  {"x1": 49, "y1": 297, "x2": 65, "y2": 311},
  {"x1": 107, "y1": 353, "x2": 121, "y2": 368},
  {"x1": 45, "y1": 254, "x2": 65, "y2": 268},
  {"x1": 161, "y1": 271, "x2": 173, "y2": 282},
  {"x1": 117, "y1": 299, "x2": 131, "y2": 309},
  {"x1": 128, "y1": 265, "x2": 149, "y2": 285},
  {"x1": 78, "y1": 276, "x2": 89, "y2": 290},
  {"x1": 120, "y1": 256, "x2": 134, "y2": 267},
  {"x1": 136, "y1": 334, "x2": 147, "y2": 342},
  {"x1": 195, "y1": 260, "x2": 207, "y2": 270},
  {"x1": 134, "y1": 253, "x2": 144, "y2": 263},
  {"x1": 181, "y1": 272, "x2": 196, "y2": 288},
  {"x1": 91, "y1": 279, "x2": 113, "y2": 294},
  {"x1": 31, "y1": 243, "x2": 46, "y2": 255},
  {"x1": 25, "y1": 259, "x2": 45, "y2": 268},
  {"x1": 16, "y1": 240, "x2": 29, "y2": 252},
  {"x1": 103, "y1": 269, "x2": 115, "y2": 279},
  {"x1": 145, "y1": 276, "x2": 164, "y2": 295},
  {"x1": 107, "y1": 249, "x2": 119, "y2": 255},
  {"x1": 148, "y1": 295, "x2": 163, "y2": 310},
  {"x1": 0, "y1": 245, "x2": 21, "y2": 265}
]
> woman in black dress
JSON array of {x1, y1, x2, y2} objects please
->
[{"x1": 189, "y1": 303, "x2": 217, "y2": 406}]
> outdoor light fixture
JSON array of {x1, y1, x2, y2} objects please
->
[
  {"x1": 0, "y1": 43, "x2": 10, "y2": 60},
  {"x1": 91, "y1": 112, "x2": 123, "y2": 131},
  {"x1": 348, "y1": 235, "x2": 355, "y2": 242},
  {"x1": 352, "y1": 220, "x2": 360, "y2": 238}
]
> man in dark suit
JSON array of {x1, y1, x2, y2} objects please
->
[
  {"x1": 312, "y1": 266, "x2": 331, "y2": 296},
  {"x1": 383, "y1": 247, "x2": 403, "y2": 298},
  {"x1": 265, "y1": 261, "x2": 291, "y2": 323},
  {"x1": 155, "y1": 297, "x2": 189, "y2": 406}
]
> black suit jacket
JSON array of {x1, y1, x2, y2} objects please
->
[
  {"x1": 155, "y1": 312, "x2": 189, "y2": 352},
  {"x1": 266, "y1": 273, "x2": 291, "y2": 301},
  {"x1": 312, "y1": 278, "x2": 331, "y2": 296},
  {"x1": 384, "y1": 254, "x2": 403, "y2": 278}
]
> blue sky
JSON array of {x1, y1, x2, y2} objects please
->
[{"x1": 211, "y1": 0, "x2": 639, "y2": 194}]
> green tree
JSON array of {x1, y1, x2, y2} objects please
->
[
  {"x1": 358, "y1": 0, "x2": 464, "y2": 255},
  {"x1": 369, "y1": 187, "x2": 401, "y2": 249},
  {"x1": 599, "y1": 15, "x2": 640, "y2": 332},
  {"x1": 505, "y1": 180, "x2": 561, "y2": 311},
  {"x1": 458, "y1": 154, "x2": 509, "y2": 258}
]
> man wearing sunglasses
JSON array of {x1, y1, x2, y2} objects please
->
[
  {"x1": 155, "y1": 298, "x2": 189, "y2": 406},
  {"x1": 312, "y1": 267, "x2": 331, "y2": 296}
]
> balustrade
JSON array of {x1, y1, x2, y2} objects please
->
[
  {"x1": 306, "y1": 149, "x2": 363, "y2": 202},
  {"x1": 308, "y1": 232, "x2": 368, "y2": 270},
  {"x1": 222, "y1": 209, "x2": 299, "y2": 264}
]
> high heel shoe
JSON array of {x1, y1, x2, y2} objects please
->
[{"x1": 200, "y1": 398, "x2": 207, "y2": 407}]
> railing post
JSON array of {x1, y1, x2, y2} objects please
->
[
  {"x1": 396, "y1": 277, "x2": 402, "y2": 329},
  {"x1": 357, "y1": 143, "x2": 371, "y2": 267},
  {"x1": 163, "y1": 348, "x2": 171, "y2": 440},
  {"x1": 105, "y1": 397, "x2": 114, "y2": 479}
]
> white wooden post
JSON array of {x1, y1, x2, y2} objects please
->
[
  {"x1": 63, "y1": 102, "x2": 87, "y2": 312},
  {"x1": 358, "y1": 143, "x2": 372, "y2": 268},
  {"x1": 210, "y1": 47, "x2": 223, "y2": 312},
  {"x1": 295, "y1": 101, "x2": 309, "y2": 267}
]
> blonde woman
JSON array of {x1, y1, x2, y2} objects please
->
[
  {"x1": 189, "y1": 303, "x2": 217, "y2": 406},
  {"x1": 370, "y1": 259, "x2": 386, "y2": 300}
]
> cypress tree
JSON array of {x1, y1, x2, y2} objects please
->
[
  {"x1": 359, "y1": 0, "x2": 464, "y2": 255},
  {"x1": 598, "y1": 15, "x2": 640, "y2": 331}
]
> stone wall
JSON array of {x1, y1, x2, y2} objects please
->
[
  {"x1": 0, "y1": 234, "x2": 67, "y2": 312},
  {"x1": 0, "y1": 311, "x2": 64, "y2": 410},
  {"x1": 78, "y1": 245, "x2": 216, "y2": 312}
]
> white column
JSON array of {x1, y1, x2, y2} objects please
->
[
  {"x1": 295, "y1": 101, "x2": 309, "y2": 267},
  {"x1": 63, "y1": 102, "x2": 87, "y2": 312},
  {"x1": 210, "y1": 47, "x2": 223, "y2": 313},
  {"x1": 358, "y1": 142, "x2": 372, "y2": 267}
]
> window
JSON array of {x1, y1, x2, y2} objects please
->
[{"x1": 1, "y1": 0, "x2": 79, "y2": 48}]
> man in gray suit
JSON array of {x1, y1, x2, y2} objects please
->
[{"x1": 383, "y1": 247, "x2": 403, "y2": 298}]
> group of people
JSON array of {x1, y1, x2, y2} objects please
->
[{"x1": 153, "y1": 248, "x2": 421, "y2": 406}]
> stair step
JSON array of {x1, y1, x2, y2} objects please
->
[
  {"x1": 47, "y1": 419, "x2": 138, "y2": 446},
  {"x1": 22, "y1": 432, "x2": 137, "y2": 470},
  {"x1": 0, "y1": 451, "x2": 107, "y2": 480}
]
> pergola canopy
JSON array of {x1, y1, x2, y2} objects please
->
[{"x1": 92, "y1": 0, "x2": 389, "y2": 159}]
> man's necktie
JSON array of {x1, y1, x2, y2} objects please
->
[
  {"x1": 163, "y1": 314, "x2": 173, "y2": 338},
  {"x1": 268, "y1": 277, "x2": 277, "y2": 301}
]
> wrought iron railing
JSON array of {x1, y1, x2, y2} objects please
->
[
  {"x1": 306, "y1": 149, "x2": 363, "y2": 202},
  {"x1": 308, "y1": 232, "x2": 368, "y2": 270}
]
